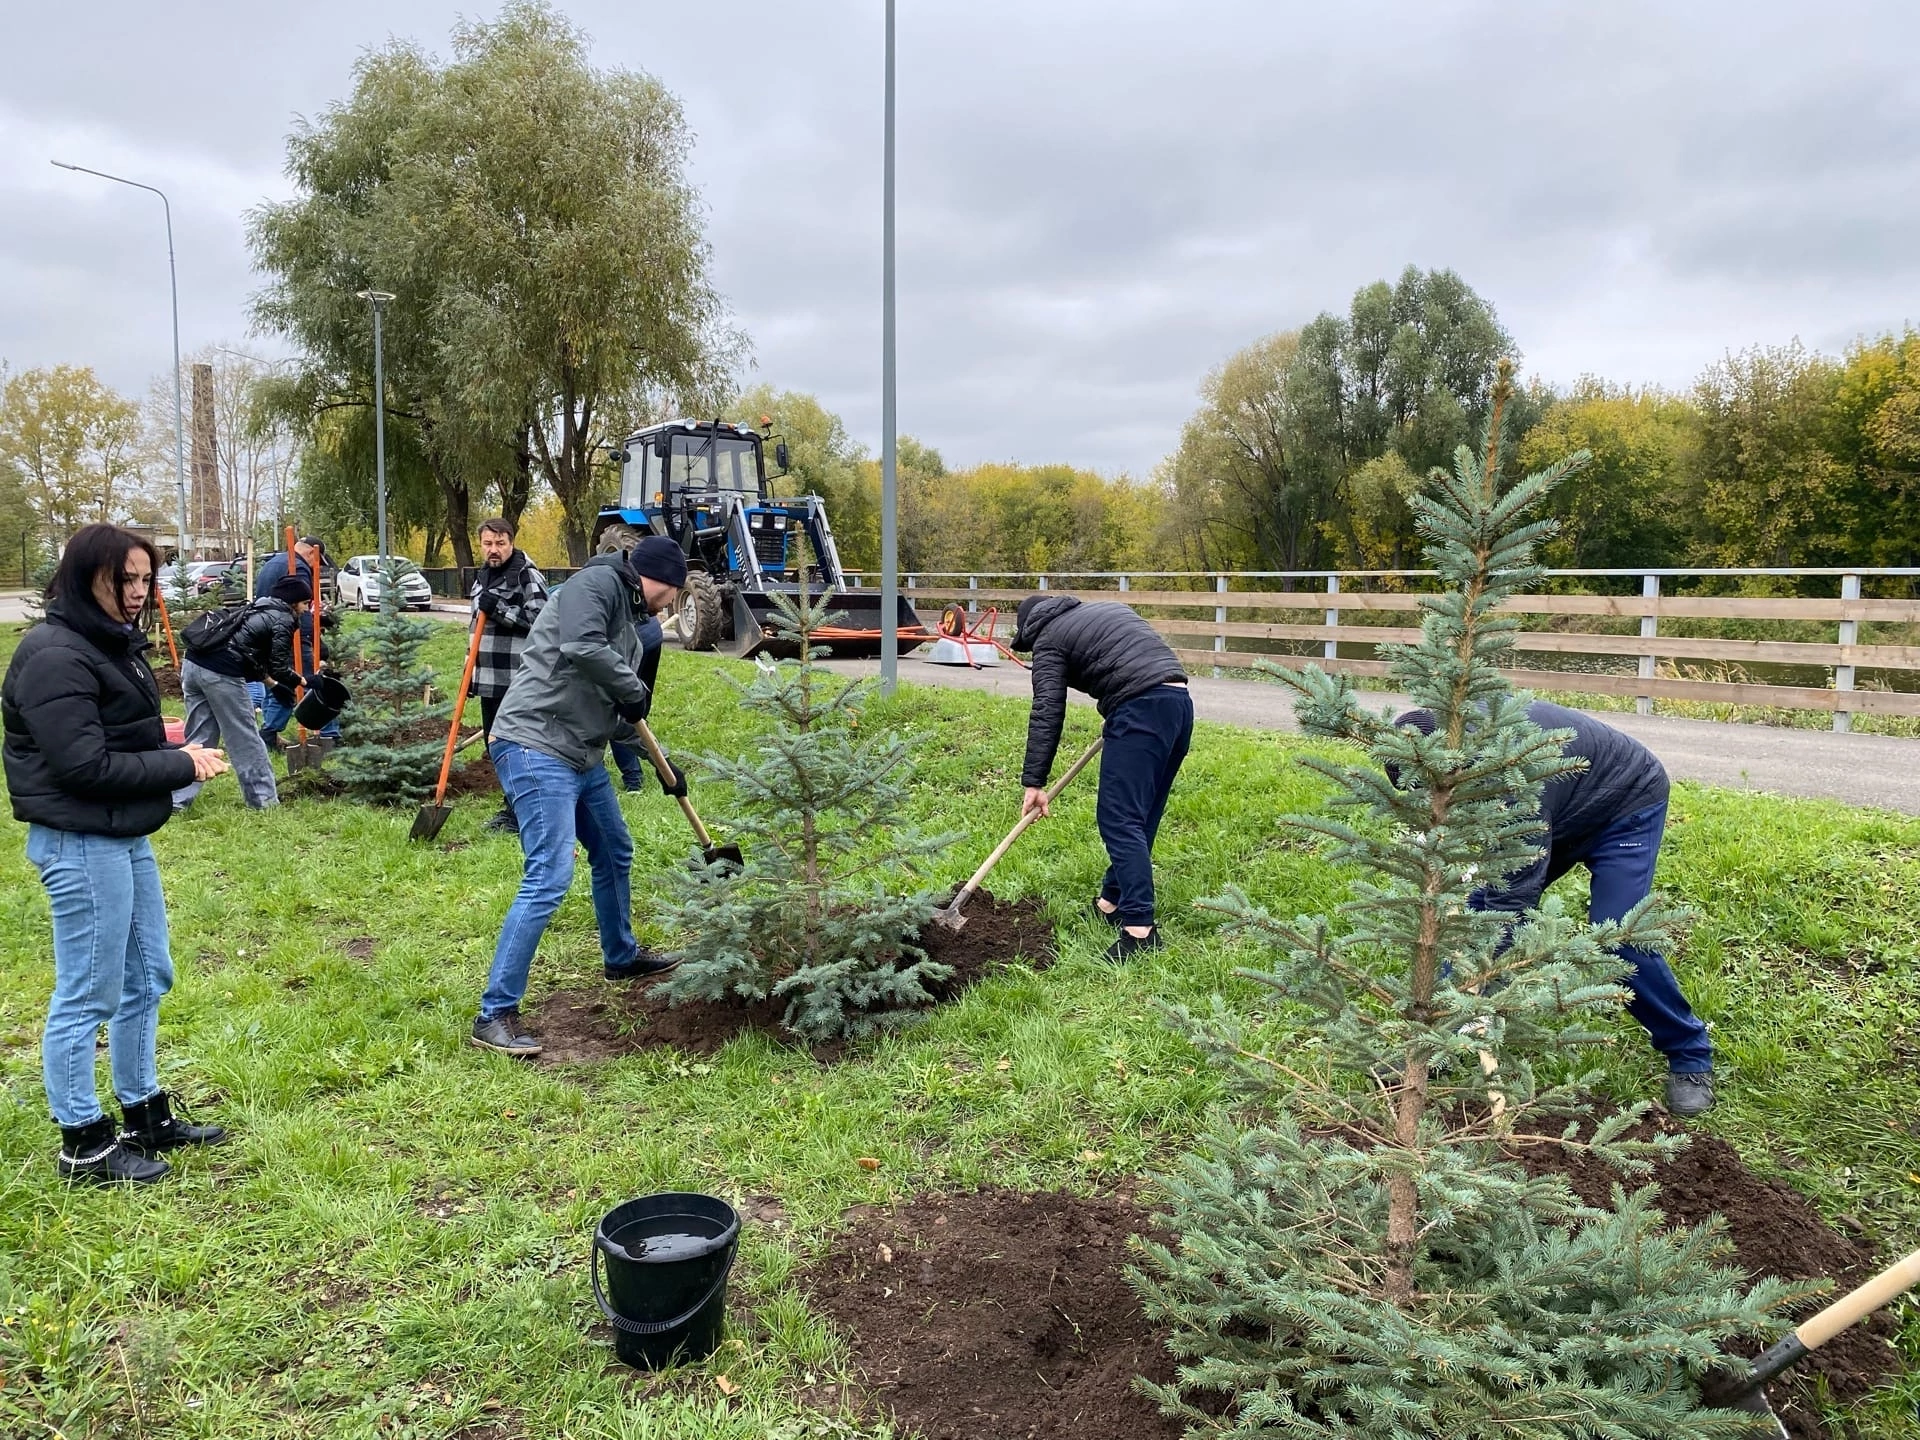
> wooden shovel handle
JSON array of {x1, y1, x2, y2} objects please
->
[
  {"x1": 631, "y1": 717, "x2": 716, "y2": 848},
  {"x1": 433, "y1": 613, "x2": 485, "y2": 807},
  {"x1": 153, "y1": 586, "x2": 180, "y2": 670},
  {"x1": 1797, "y1": 1246, "x2": 1920, "y2": 1350},
  {"x1": 949, "y1": 735, "x2": 1105, "y2": 913}
]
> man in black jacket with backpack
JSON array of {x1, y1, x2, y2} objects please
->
[
  {"x1": 172, "y1": 576, "x2": 314, "y2": 811},
  {"x1": 1012, "y1": 595, "x2": 1193, "y2": 960}
]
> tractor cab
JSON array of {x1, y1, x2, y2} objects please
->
[{"x1": 591, "y1": 418, "x2": 924, "y2": 660}]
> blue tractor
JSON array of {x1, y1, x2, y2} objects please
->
[{"x1": 591, "y1": 418, "x2": 926, "y2": 660}]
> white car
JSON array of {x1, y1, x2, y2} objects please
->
[{"x1": 336, "y1": 555, "x2": 435, "y2": 611}]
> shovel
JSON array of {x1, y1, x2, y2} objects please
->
[
  {"x1": 1701, "y1": 1244, "x2": 1920, "y2": 1436},
  {"x1": 933, "y1": 735, "x2": 1104, "y2": 931},
  {"x1": 630, "y1": 717, "x2": 743, "y2": 872},
  {"x1": 410, "y1": 612, "x2": 486, "y2": 841}
]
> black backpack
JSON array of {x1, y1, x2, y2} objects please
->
[{"x1": 181, "y1": 603, "x2": 252, "y2": 656}]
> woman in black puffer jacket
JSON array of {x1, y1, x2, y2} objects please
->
[{"x1": 2, "y1": 525, "x2": 232, "y2": 1185}]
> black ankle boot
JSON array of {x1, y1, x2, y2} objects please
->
[
  {"x1": 58, "y1": 1116, "x2": 169, "y2": 1186},
  {"x1": 121, "y1": 1092, "x2": 228, "y2": 1157}
]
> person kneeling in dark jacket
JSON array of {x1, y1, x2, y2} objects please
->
[
  {"x1": 173, "y1": 576, "x2": 313, "y2": 812},
  {"x1": 2, "y1": 524, "x2": 231, "y2": 1185},
  {"x1": 1012, "y1": 595, "x2": 1193, "y2": 961},
  {"x1": 1396, "y1": 703, "x2": 1715, "y2": 1118}
]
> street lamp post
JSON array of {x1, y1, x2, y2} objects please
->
[
  {"x1": 354, "y1": 290, "x2": 396, "y2": 565},
  {"x1": 879, "y1": 0, "x2": 899, "y2": 694},
  {"x1": 52, "y1": 161, "x2": 191, "y2": 561}
]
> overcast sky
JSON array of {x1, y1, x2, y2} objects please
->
[{"x1": 3, "y1": 0, "x2": 1916, "y2": 477}]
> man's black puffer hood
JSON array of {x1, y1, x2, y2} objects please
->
[{"x1": 1012, "y1": 594, "x2": 1079, "y2": 652}]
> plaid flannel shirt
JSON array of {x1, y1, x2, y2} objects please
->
[{"x1": 469, "y1": 550, "x2": 549, "y2": 698}]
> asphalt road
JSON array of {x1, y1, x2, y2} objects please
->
[{"x1": 822, "y1": 653, "x2": 1920, "y2": 816}]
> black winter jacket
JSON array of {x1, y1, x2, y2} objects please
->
[
  {"x1": 2, "y1": 598, "x2": 198, "y2": 836},
  {"x1": 185, "y1": 597, "x2": 301, "y2": 686},
  {"x1": 1014, "y1": 597, "x2": 1187, "y2": 787}
]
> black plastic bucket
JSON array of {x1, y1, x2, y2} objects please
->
[
  {"x1": 592, "y1": 1192, "x2": 740, "y2": 1370},
  {"x1": 292, "y1": 674, "x2": 350, "y2": 729}
]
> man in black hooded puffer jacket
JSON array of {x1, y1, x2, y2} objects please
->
[{"x1": 1011, "y1": 595, "x2": 1192, "y2": 960}]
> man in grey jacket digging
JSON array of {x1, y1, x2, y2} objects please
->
[{"x1": 471, "y1": 538, "x2": 692, "y2": 1058}]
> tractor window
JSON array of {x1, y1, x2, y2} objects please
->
[{"x1": 667, "y1": 434, "x2": 761, "y2": 495}]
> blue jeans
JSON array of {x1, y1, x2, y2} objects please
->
[
  {"x1": 25, "y1": 827, "x2": 174, "y2": 1127},
  {"x1": 1480, "y1": 800, "x2": 1713, "y2": 1073},
  {"x1": 1096, "y1": 685, "x2": 1195, "y2": 927},
  {"x1": 481, "y1": 742, "x2": 638, "y2": 1019},
  {"x1": 610, "y1": 739, "x2": 646, "y2": 790}
]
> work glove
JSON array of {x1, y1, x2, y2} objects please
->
[
  {"x1": 475, "y1": 590, "x2": 504, "y2": 619},
  {"x1": 269, "y1": 683, "x2": 297, "y2": 708},
  {"x1": 616, "y1": 691, "x2": 651, "y2": 725},
  {"x1": 658, "y1": 760, "x2": 688, "y2": 799}
]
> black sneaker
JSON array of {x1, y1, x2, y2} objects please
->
[
  {"x1": 1090, "y1": 899, "x2": 1121, "y2": 927},
  {"x1": 482, "y1": 808, "x2": 520, "y2": 834},
  {"x1": 606, "y1": 948, "x2": 683, "y2": 981},
  {"x1": 1104, "y1": 927, "x2": 1162, "y2": 962},
  {"x1": 1665, "y1": 1070, "x2": 1715, "y2": 1118},
  {"x1": 470, "y1": 1011, "x2": 543, "y2": 1058},
  {"x1": 121, "y1": 1091, "x2": 228, "y2": 1156},
  {"x1": 57, "y1": 1116, "x2": 169, "y2": 1186}
]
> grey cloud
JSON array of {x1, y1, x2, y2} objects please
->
[{"x1": 3, "y1": 0, "x2": 1918, "y2": 481}]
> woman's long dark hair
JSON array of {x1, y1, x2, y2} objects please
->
[{"x1": 47, "y1": 524, "x2": 161, "y2": 624}]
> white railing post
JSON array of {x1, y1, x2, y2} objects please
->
[
  {"x1": 1324, "y1": 573, "x2": 1340, "y2": 662},
  {"x1": 967, "y1": 573, "x2": 977, "y2": 613},
  {"x1": 1037, "y1": 574, "x2": 1049, "y2": 591},
  {"x1": 1118, "y1": 573, "x2": 1130, "y2": 593},
  {"x1": 1835, "y1": 572, "x2": 1860, "y2": 733},
  {"x1": 1637, "y1": 574, "x2": 1659, "y2": 716},
  {"x1": 1214, "y1": 573, "x2": 1227, "y2": 678}
]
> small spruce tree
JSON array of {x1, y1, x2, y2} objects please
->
[
  {"x1": 658, "y1": 589, "x2": 957, "y2": 1044},
  {"x1": 328, "y1": 559, "x2": 450, "y2": 805},
  {"x1": 1130, "y1": 362, "x2": 1809, "y2": 1437}
]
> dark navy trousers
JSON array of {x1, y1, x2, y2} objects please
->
[
  {"x1": 1480, "y1": 800, "x2": 1713, "y2": 1073},
  {"x1": 1096, "y1": 685, "x2": 1194, "y2": 927}
]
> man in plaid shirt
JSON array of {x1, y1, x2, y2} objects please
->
[{"x1": 470, "y1": 517, "x2": 549, "y2": 833}]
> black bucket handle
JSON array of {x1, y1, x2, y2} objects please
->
[{"x1": 591, "y1": 1240, "x2": 735, "y2": 1337}]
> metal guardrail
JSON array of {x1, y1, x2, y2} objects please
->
[{"x1": 845, "y1": 568, "x2": 1920, "y2": 733}]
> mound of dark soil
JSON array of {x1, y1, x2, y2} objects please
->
[
  {"x1": 800, "y1": 1188, "x2": 1179, "y2": 1440},
  {"x1": 528, "y1": 891, "x2": 1055, "y2": 1064},
  {"x1": 1509, "y1": 1114, "x2": 1905, "y2": 1439}
]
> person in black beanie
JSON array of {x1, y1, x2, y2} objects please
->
[
  {"x1": 1010, "y1": 593, "x2": 1192, "y2": 961},
  {"x1": 470, "y1": 536, "x2": 690, "y2": 1058}
]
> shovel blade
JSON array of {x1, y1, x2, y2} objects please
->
[
  {"x1": 410, "y1": 805, "x2": 453, "y2": 842},
  {"x1": 703, "y1": 843, "x2": 745, "y2": 873},
  {"x1": 285, "y1": 743, "x2": 310, "y2": 774},
  {"x1": 932, "y1": 906, "x2": 968, "y2": 932}
]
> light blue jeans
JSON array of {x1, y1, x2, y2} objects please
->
[
  {"x1": 480, "y1": 742, "x2": 638, "y2": 1020},
  {"x1": 26, "y1": 827, "x2": 174, "y2": 1127}
]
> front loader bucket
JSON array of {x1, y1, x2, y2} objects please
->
[{"x1": 721, "y1": 589, "x2": 932, "y2": 661}]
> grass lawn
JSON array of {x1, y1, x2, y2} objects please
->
[{"x1": 1, "y1": 618, "x2": 1917, "y2": 1439}]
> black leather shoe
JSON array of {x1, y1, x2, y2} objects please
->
[
  {"x1": 1104, "y1": 927, "x2": 1162, "y2": 961},
  {"x1": 58, "y1": 1116, "x2": 169, "y2": 1185},
  {"x1": 470, "y1": 1011, "x2": 543, "y2": 1058},
  {"x1": 606, "y1": 948, "x2": 683, "y2": 981},
  {"x1": 122, "y1": 1091, "x2": 228, "y2": 1156}
]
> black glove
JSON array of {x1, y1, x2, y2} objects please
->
[
  {"x1": 269, "y1": 683, "x2": 297, "y2": 708},
  {"x1": 475, "y1": 590, "x2": 504, "y2": 619},
  {"x1": 616, "y1": 692, "x2": 651, "y2": 724},
  {"x1": 658, "y1": 760, "x2": 688, "y2": 799}
]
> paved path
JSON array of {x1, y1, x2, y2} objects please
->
[
  {"x1": 414, "y1": 603, "x2": 1920, "y2": 813},
  {"x1": 822, "y1": 655, "x2": 1920, "y2": 816}
]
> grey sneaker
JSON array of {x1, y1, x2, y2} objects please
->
[
  {"x1": 605, "y1": 948, "x2": 682, "y2": 981},
  {"x1": 1666, "y1": 1070, "x2": 1715, "y2": 1118},
  {"x1": 470, "y1": 1011, "x2": 542, "y2": 1058}
]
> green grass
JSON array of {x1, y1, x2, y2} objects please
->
[{"x1": 1, "y1": 618, "x2": 1917, "y2": 1438}]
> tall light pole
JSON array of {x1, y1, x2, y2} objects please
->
[
  {"x1": 355, "y1": 290, "x2": 396, "y2": 564},
  {"x1": 879, "y1": 0, "x2": 899, "y2": 693},
  {"x1": 52, "y1": 161, "x2": 191, "y2": 560}
]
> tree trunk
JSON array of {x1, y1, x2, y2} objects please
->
[{"x1": 498, "y1": 424, "x2": 534, "y2": 532}]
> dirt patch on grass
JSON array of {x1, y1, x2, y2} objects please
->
[
  {"x1": 1509, "y1": 1114, "x2": 1904, "y2": 1439},
  {"x1": 150, "y1": 663, "x2": 183, "y2": 699},
  {"x1": 527, "y1": 891, "x2": 1054, "y2": 1064},
  {"x1": 340, "y1": 935, "x2": 378, "y2": 960},
  {"x1": 800, "y1": 1188, "x2": 1179, "y2": 1440}
]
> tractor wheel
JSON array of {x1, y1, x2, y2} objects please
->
[
  {"x1": 595, "y1": 523, "x2": 645, "y2": 556},
  {"x1": 677, "y1": 572, "x2": 724, "y2": 651}
]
